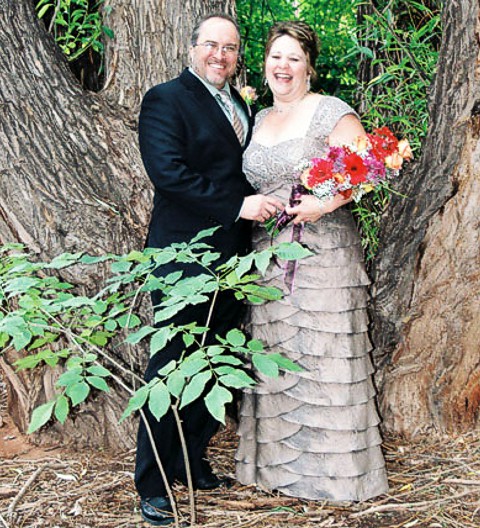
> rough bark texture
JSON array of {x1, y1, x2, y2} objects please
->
[
  {"x1": 0, "y1": 0, "x2": 232, "y2": 449},
  {"x1": 102, "y1": 0, "x2": 234, "y2": 110},
  {"x1": 371, "y1": 1, "x2": 480, "y2": 435}
]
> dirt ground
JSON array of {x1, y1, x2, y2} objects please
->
[{"x1": 1, "y1": 410, "x2": 479, "y2": 528}]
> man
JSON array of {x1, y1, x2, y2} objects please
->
[{"x1": 135, "y1": 13, "x2": 281, "y2": 526}]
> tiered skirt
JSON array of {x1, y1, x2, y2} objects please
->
[{"x1": 235, "y1": 209, "x2": 389, "y2": 501}]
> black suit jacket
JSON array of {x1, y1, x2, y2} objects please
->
[{"x1": 139, "y1": 69, "x2": 256, "y2": 275}]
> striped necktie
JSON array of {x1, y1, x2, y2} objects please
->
[{"x1": 218, "y1": 90, "x2": 244, "y2": 144}]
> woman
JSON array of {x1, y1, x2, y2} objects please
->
[{"x1": 235, "y1": 21, "x2": 389, "y2": 501}]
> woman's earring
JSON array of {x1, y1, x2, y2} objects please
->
[
  {"x1": 263, "y1": 77, "x2": 268, "y2": 87},
  {"x1": 306, "y1": 75, "x2": 311, "y2": 93}
]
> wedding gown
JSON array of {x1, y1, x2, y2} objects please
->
[{"x1": 235, "y1": 96, "x2": 389, "y2": 501}]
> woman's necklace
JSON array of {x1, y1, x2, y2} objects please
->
[{"x1": 272, "y1": 92, "x2": 309, "y2": 114}]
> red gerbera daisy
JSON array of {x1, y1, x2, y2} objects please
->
[
  {"x1": 344, "y1": 152, "x2": 368, "y2": 184},
  {"x1": 307, "y1": 158, "x2": 334, "y2": 187}
]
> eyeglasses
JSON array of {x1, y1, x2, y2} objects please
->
[{"x1": 195, "y1": 41, "x2": 239, "y2": 56}]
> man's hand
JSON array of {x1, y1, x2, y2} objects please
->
[{"x1": 239, "y1": 195, "x2": 283, "y2": 222}]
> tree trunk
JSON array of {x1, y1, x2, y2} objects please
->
[
  {"x1": 0, "y1": 0, "x2": 232, "y2": 449},
  {"x1": 371, "y1": 1, "x2": 480, "y2": 435}
]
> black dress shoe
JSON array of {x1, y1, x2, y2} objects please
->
[
  {"x1": 179, "y1": 473, "x2": 233, "y2": 490},
  {"x1": 140, "y1": 496, "x2": 174, "y2": 526}
]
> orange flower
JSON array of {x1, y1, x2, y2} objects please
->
[
  {"x1": 385, "y1": 152, "x2": 404, "y2": 170},
  {"x1": 240, "y1": 86, "x2": 258, "y2": 105},
  {"x1": 333, "y1": 172, "x2": 346, "y2": 184},
  {"x1": 353, "y1": 135, "x2": 370, "y2": 153},
  {"x1": 398, "y1": 139, "x2": 413, "y2": 160}
]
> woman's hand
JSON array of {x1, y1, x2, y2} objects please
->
[{"x1": 285, "y1": 193, "x2": 353, "y2": 224}]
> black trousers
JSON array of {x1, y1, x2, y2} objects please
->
[{"x1": 134, "y1": 288, "x2": 244, "y2": 498}]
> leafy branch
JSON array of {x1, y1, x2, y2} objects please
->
[{"x1": 0, "y1": 230, "x2": 310, "y2": 433}]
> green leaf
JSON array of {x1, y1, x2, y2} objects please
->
[
  {"x1": 154, "y1": 303, "x2": 186, "y2": 323},
  {"x1": 125, "y1": 325, "x2": 155, "y2": 344},
  {"x1": 93, "y1": 300, "x2": 108, "y2": 314},
  {"x1": 225, "y1": 329, "x2": 246, "y2": 347},
  {"x1": 274, "y1": 242, "x2": 312, "y2": 261},
  {"x1": 157, "y1": 360, "x2": 176, "y2": 377},
  {"x1": 86, "y1": 364, "x2": 111, "y2": 377},
  {"x1": 189, "y1": 227, "x2": 219, "y2": 244},
  {"x1": 0, "y1": 332, "x2": 9, "y2": 348},
  {"x1": 88, "y1": 331, "x2": 110, "y2": 347},
  {"x1": 204, "y1": 384, "x2": 232, "y2": 425},
  {"x1": 218, "y1": 372, "x2": 255, "y2": 389},
  {"x1": 120, "y1": 385, "x2": 150, "y2": 422},
  {"x1": 150, "y1": 327, "x2": 173, "y2": 356},
  {"x1": 247, "y1": 339, "x2": 264, "y2": 352},
  {"x1": 14, "y1": 355, "x2": 42, "y2": 370},
  {"x1": 252, "y1": 353, "x2": 279, "y2": 378},
  {"x1": 182, "y1": 333, "x2": 195, "y2": 348},
  {"x1": 66, "y1": 381, "x2": 90, "y2": 406},
  {"x1": 151, "y1": 249, "x2": 178, "y2": 266},
  {"x1": 201, "y1": 252, "x2": 221, "y2": 266},
  {"x1": 111, "y1": 260, "x2": 132, "y2": 273},
  {"x1": 179, "y1": 357, "x2": 208, "y2": 377},
  {"x1": 87, "y1": 376, "x2": 110, "y2": 392},
  {"x1": 210, "y1": 355, "x2": 243, "y2": 366},
  {"x1": 254, "y1": 251, "x2": 271, "y2": 275},
  {"x1": 117, "y1": 313, "x2": 141, "y2": 329},
  {"x1": 28, "y1": 332, "x2": 58, "y2": 351},
  {"x1": 180, "y1": 371, "x2": 212, "y2": 409},
  {"x1": 236, "y1": 254, "x2": 254, "y2": 278},
  {"x1": 27, "y1": 400, "x2": 55, "y2": 433},
  {"x1": 102, "y1": 25, "x2": 114, "y2": 39},
  {"x1": 37, "y1": 4, "x2": 52, "y2": 19},
  {"x1": 13, "y1": 330, "x2": 33, "y2": 351},
  {"x1": 80, "y1": 254, "x2": 112, "y2": 264},
  {"x1": 206, "y1": 345, "x2": 224, "y2": 357},
  {"x1": 166, "y1": 370, "x2": 185, "y2": 398},
  {"x1": 269, "y1": 353, "x2": 303, "y2": 372},
  {"x1": 54, "y1": 395, "x2": 69, "y2": 424},
  {"x1": 104, "y1": 319, "x2": 117, "y2": 331},
  {"x1": 225, "y1": 270, "x2": 239, "y2": 287},
  {"x1": 41, "y1": 350, "x2": 60, "y2": 367},
  {"x1": 126, "y1": 250, "x2": 148, "y2": 262},
  {"x1": 241, "y1": 284, "x2": 282, "y2": 301},
  {"x1": 85, "y1": 315, "x2": 104, "y2": 328},
  {"x1": 4, "y1": 276, "x2": 40, "y2": 293},
  {"x1": 164, "y1": 271, "x2": 183, "y2": 285},
  {"x1": 47, "y1": 252, "x2": 83, "y2": 269},
  {"x1": 148, "y1": 381, "x2": 171, "y2": 421},
  {"x1": 56, "y1": 368, "x2": 83, "y2": 387}
]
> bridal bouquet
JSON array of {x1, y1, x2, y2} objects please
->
[{"x1": 266, "y1": 126, "x2": 413, "y2": 236}]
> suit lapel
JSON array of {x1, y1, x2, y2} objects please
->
[{"x1": 180, "y1": 69, "x2": 241, "y2": 148}]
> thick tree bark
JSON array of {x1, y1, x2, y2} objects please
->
[
  {"x1": 0, "y1": 0, "x2": 232, "y2": 449},
  {"x1": 371, "y1": 1, "x2": 480, "y2": 435}
]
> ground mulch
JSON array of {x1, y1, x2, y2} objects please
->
[{"x1": 1, "y1": 415, "x2": 479, "y2": 528}]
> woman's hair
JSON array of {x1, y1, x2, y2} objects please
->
[{"x1": 265, "y1": 21, "x2": 320, "y2": 79}]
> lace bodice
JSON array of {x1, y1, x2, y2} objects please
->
[{"x1": 243, "y1": 96, "x2": 358, "y2": 193}]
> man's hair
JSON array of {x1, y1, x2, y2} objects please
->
[{"x1": 190, "y1": 12, "x2": 241, "y2": 46}]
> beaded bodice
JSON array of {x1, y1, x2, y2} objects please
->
[{"x1": 243, "y1": 96, "x2": 357, "y2": 194}]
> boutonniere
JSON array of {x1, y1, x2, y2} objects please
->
[{"x1": 240, "y1": 86, "x2": 258, "y2": 106}]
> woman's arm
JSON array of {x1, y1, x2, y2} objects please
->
[{"x1": 285, "y1": 113, "x2": 365, "y2": 224}]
